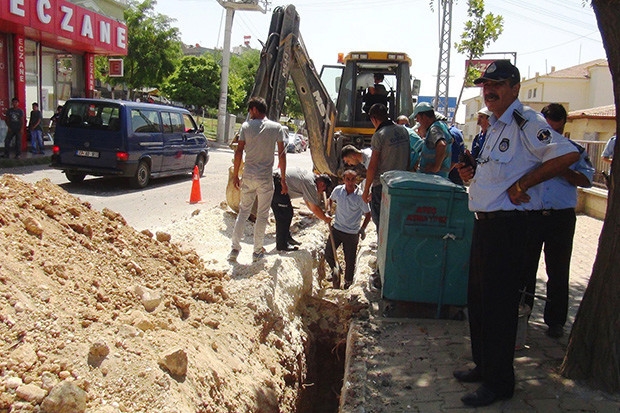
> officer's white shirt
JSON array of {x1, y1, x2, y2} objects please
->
[{"x1": 468, "y1": 99, "x2": 578, "y2": 212}]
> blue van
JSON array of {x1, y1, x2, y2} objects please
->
[{"x1": 50, "y1": 98, "x2": 209, "y2": 188}]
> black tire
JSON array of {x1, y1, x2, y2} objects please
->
[
  {"x1": 130, "y1": 161, "x2": 150, "y2": 189},
  {"x1": 65, "y1": 171, "x2": 86, "y2": 183},
  {"x1": 196, "y1": 154, "x2": 206, "y2": 177}
]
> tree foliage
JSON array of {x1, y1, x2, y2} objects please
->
[
  {"x1": 453, "y1": 0, "x2": 503, "y2": 118},
  {"x1": 162, "y1": 55, "x2": 220, "y2": 110},
  {"x1": 229, "y1": 49, "x2": 261, "y2": 107},
  {"x1": 123, "y1": 0, "x2": 182, "y2": 94},
  {"x1": 283, "y1": 80, "x2": 303, "y2": 119},
  {"x1": 203, "y1": 48, "x2": 261, "y2": 115},
  {"x1": 227, "y1": 71, "x2": 247, "y2": 114},
  {"x1": 560, "y1": 0, "x2": 620, "y2": 393}
]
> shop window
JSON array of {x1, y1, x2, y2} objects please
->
[{"x1": 56, "y1": 55, "x2": 73, "y2": 103}]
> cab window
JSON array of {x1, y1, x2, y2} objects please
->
[{"x1": 183, "y1": 113, "x2": 197, "y2": 132}]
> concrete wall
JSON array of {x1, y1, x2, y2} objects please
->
[
  {"x1": 565, "y1": 118, "x2": 616, "y2": 142},
  {"x1": 577, "y1": 187, "x2": 608, "y2": 220},
  {"x1": 588, "y1": 65, "x2": 615, "y2": 109}
]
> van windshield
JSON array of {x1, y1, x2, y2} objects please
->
[{"x1": 60, "y1": 102, "x2": 121, "y2": 131}]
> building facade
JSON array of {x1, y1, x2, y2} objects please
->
[{"x1": 1, "y1": 0, "x2": 127, "y2": 148}]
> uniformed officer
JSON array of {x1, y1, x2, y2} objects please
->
[
  {"x1": 454, "y1": 60, "x2": 579, "y2": 407},
  {"x1": 522, "y1": 103, "x2": 595, "y2": 339}
]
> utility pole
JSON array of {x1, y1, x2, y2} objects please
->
[
  {"x1": 434, "y1": 0, "x2": 453, "y2": 119},
  {"x1": 216, "y1": 0, "x2": 269, "y2": 143}
]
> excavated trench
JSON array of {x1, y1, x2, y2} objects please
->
[
  {"x1": 292, "y1": 251, "x2": 372, "y2": 413},
  {"x1": 298, "y1": 321, "x2": 348, "y2": 412}
]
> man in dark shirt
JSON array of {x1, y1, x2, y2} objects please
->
[
  {"x1": 28, "y1": 102, "x2": 44, "y2": 154},
  {"x1": 4, "y1": 98, "x2": 24, "y2": 159}
]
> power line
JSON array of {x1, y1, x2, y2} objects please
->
[
  {"x1": 502, "y1": 0, "x2": 596, "y2": 30},
  {"x1": 490, "y1": 6, "x2": 600, "y2": 44},
  {"x1": 518, "y1": 31, "x2": 602, "y2": 56}
]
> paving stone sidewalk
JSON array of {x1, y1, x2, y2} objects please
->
[{"x1": 341, "y1": 214, "x2": 620, "y2": 412}]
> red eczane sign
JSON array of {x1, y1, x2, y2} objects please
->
[
  {"x1": 0, "y1": 0, "x2": 127, "y2": 55},
  {"x1": 108, "y1": 58, "x2": 123, "y2": 77}
]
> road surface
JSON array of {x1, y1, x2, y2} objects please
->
[{"x1": 6, "y1": 143, "x2": 314, "y2": 231}]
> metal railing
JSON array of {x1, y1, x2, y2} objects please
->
[{"x1": 573, "y1": 140, "x2": 609, "y2": 189}]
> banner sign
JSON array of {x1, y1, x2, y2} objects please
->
[{"x1": 0, "y1": 0, "x2": 127, "y2": 55}]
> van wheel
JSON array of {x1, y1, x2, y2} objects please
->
[
  {"x1": 196, "y1": 155, "x2": 206, "y2": 177},
  {"x1": 130, "y1": 161, "x2": 150, "y2": 189},
  {"x1": 65, "y1": 171, "x2": 86, "y2": 183}
]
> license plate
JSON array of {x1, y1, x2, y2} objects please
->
[{"x1": 76, "y1": 150, "x2": 99, "y2": 158}]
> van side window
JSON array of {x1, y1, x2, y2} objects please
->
[
  {"x1": 183, "y1": 114, "x2": 197, "y2": 132},
  {"x1": 131, "y1": 109, "x2": 160, "y2": 133},
  {"x1": 161, "y1": 112, "x2": 174, "y2": 133},
  {"x1": 169, "y1": 112, "x2": 184, "y2": 133}
]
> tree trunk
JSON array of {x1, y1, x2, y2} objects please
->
[{"x1": 559, "y1": 0, "x2": 620, "y2": 393}]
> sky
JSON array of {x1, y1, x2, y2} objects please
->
[{"x1": 153, "y1": 0, "x2": 606, "y2": 121}]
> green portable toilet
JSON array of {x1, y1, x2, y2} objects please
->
[{"x1": 377, "y1": 171, "x2": 474, "y2": 310}]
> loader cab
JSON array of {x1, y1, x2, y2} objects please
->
[{"x1": 320, "y1": 52, "x2": 416, "y2": 147}]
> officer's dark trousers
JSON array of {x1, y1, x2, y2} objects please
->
[
  {"x1": 468, "y1": 213, "x2": 528, "y2": 396},
  {"x1": 325, "y1": 227, "x2": 359, "y2": 284},
  {"x1": 271, "y1": 176, "x2": 293, "y2": 250},
  {"x1": 521, "y1": 208, "x2": 576, "y2": 327}
]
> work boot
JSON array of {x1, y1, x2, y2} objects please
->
[
  {"x1": 227, "y1": 249, "x2": 240, "y2": 262},
  {"x1": 252, "y1": 248, "x2": 266, "y2": 263}
]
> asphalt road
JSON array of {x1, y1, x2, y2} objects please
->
[{"x1": 6, "y1": 143, "x2": 313, "y2": 232}]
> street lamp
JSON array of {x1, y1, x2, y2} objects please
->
[{"x1": 216, "y1": 0, "x2": 270, "y2": 143}]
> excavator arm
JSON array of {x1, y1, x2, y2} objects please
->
[{"x1": 249, "y1": 4, "x2": 339, "y2": 175}]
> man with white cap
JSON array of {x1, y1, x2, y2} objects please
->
[
  {"x1": 471, "y1": 107, "x2": 491, "y2": 160},
  {"x1": 454, "y1": 60, "x2": 579, "y2": 407}
]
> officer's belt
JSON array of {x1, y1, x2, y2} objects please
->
[
  {"x1": 474, "y1": 210, "x2": 529, "y2": 220},
  {"x1": 529, "y1": 208, "x2": 574, "y2": 217}
]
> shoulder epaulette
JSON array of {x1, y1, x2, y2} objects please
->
[{"x1": 512, "y1": 109, "x2": 528, "y2": 130}]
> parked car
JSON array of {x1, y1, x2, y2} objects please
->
[
  {"x1": 287, "y1": 132, "x2": 306, "y2": 153},
  {"x1": 298, "y1": 134, "x2": 308, "y2": 151},
  {"x1": 50, "y1": 98, "x2": 209, "y2": 188}
]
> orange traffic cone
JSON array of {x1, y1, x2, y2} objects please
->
[{"x1": 189, "y1": 165, "x2": 202, "y2": 204}]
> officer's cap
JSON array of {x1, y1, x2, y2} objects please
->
[{"x1": 473, "y1": 60, "x2": 520, "y2": 85}]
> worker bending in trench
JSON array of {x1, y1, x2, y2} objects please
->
[{"x1": 325, "y1": 169, "x2": 371, "y2": 289}]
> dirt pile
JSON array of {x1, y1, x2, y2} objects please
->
[{"x1": 0, "y1": 175, "x2": 364, "y2": 412}]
